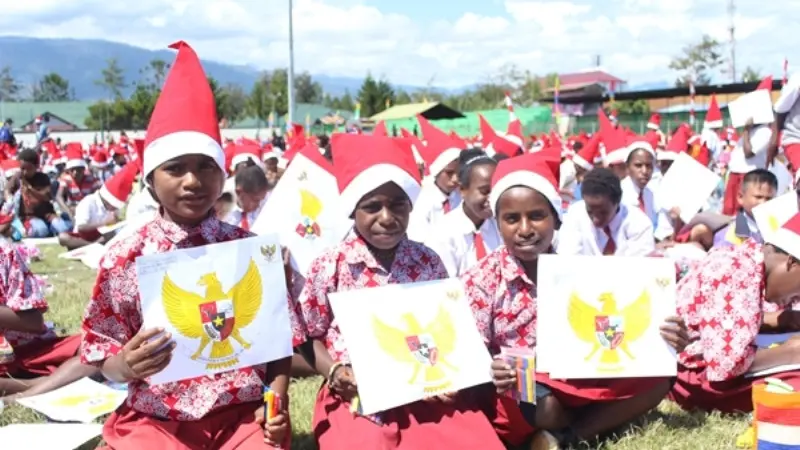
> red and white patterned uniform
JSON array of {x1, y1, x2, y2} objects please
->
[
  {"x1": 461, "y1": 245, "x2": 537, "y2": 354},
  {"x1": 299, "y1": 231, "x2": 447, "y2": 362},
  {"x1": 58, "y1": 172, "x2": 101, "y2": 205},
  {"x1": 0, "y1": 238, "x2": 47, "y2": 349},
  {"x1": 298, "y1": 232, "x2": 505, "y2": 450},
  {"x1": 80, "y1": 213, "x2": 306, "y2": 421},
  {"x1": 670, "y1": 239, "x2": 800, "y2": 412},
  {"x1": 676, "y1": 239, "x2": 764, "y2": 382}
]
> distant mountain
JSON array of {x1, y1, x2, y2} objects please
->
[{"x1": 0, "y1": 36, "x2": 446, "y2": 100}]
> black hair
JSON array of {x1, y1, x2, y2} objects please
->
[
  {"x1": 457, "y1": 148, "x2": 496, "y2": 187},
  {"x1": 317, "y1": 135, "x2": 329, "y2": 149},
  {"x1": 17, "y1": 149, "x2": 39, "y2": 166},
  {"x1": 234, "y1": 165, "x2": 268, "y2": 193},
  {"x1": 217, "y1": 192, "x2": 234, "y2": 203},
  {"x1": 625, "y1": 147, "x2": 654, "y2": 165},
  {"x1": 742, "y1": 168, "x2": 778, "y2": 191},
  {"x1": 572, "y1": 141, "x2": 584, "y2": 152},
  {"x1": 493, "y1": 153, "x2": 509, "y2": 163},
  {"x1": 581, "y1": 167, "x2": 623, "y2": 205}
]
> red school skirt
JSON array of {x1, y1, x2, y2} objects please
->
[
  {"x1": 0, "y1": 334, "x2": 80, "y2": 377},
  {"x1": 99, "y1": 401, "x2": 285, "y2": 450},
  {"x1": 669, "y1": 366, "x2": 800, "y2": 414},
  {"x1": 312, "y1": 382, "x2": 505, "y2": 450},
  {"x1": 537, "y1": 373, "x2": 670, "y2": 409}
]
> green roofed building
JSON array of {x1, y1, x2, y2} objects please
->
[{"x1": 1, "y1": 101, "x2": 94, "y2": 131}]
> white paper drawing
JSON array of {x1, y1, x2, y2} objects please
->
[
  {"x1": 329, "y1": 278, "x2": 492, "y2": 415},
  {"x1": 0, "y1": 423, "x2": 103, "y2": 450},
  {"x1": 728, "y1": 89, "x2": 775, "y2": 128},
  {"x1": 251, "y1": 152, "x2": 352, "y2": 275},
  {"x1": 136, "y1": 235, "x2": 294, "y2": 384},
  {"x1": 537, "y1": 254, "x2": 677, "y2": 379},
  {"x1": 753, "y1": 191, "x2": 799, "y2": 244},
  {"x1": 16, "y1": 377, "x2": 126, "y2": 423},
  {"x1": 657, "y1": 153, "x2": 721, "y2": 224}
]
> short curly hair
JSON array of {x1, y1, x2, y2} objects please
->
[{"x1": 580, "y1": 167, "x2": 622, "y2": 205}]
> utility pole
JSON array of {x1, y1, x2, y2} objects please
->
[
  {"x1": 728, "y1": 0, "x2": 736, "y2": 82},
  {"x1": 287, "y1": 0, "x2": 296, "y2": 129}
]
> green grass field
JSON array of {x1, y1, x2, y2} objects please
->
[{"x1": 1, "y1": 245, "x2": 752, "y2": 449}]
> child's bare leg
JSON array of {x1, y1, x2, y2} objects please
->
[
  {"x1": 290, "y1": 353, "x2": 317, "y2": 378},
  {"x1": 570, "y1": 380, "x2": 670, "y2": 440},
  {"x1": 9, "y1": 357, "x2": 99, "y2": 401},
  {"x1": 58, "y1": 233, "x2": 91, "y2": 251},
  {"x1": 0, "y1": 376, "x2": 43, "y2": 396}
]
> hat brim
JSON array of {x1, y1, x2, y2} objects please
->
[
  {"x1": 340, "y1": 163, "x2": 421, "y2": 217},
  {"x1": 143, "y1": 130, "x2": 225, "y2": 180},
  {"x1": 490, "y1": 170, "x2": 561, "y2": 220}
]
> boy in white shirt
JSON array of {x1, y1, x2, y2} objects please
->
[
  {"x1": 557, "y1": 167, "x2": 655, "y2": 256},
  {"x1": 223, "y1": 165, "x2": 268, "y2": 231},
  {"x1": 56, "y1": 163, "x2": 136, "y2": 250}
]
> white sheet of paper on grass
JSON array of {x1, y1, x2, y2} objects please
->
[
  {"x1": 16, "y1": 377, "x2": 126, "y2": 423},
  {"x1": 0, "y1": 423, "x2": 102, "y2": 450}
]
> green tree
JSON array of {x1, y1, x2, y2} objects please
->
[
  {"x1": 269, "y1": 69, "x2": 289, "y2": 115},
  {"x1": 247, "y1": 72, "x2": 274, "y2": 125},
  {"x1": 357, "y1": 73, "x2": 394, "y2": 117},
  {"x1": 741, "y1": 66, "x2": 762, "y2": 83},
  {"x1": 218, "y1": 83, "x2": 248, "y2": 125},
  {"x1": 614, "y1": 99, "x2": 650, "y2": 115},
  {"x1": 294, "y1": 71, "x2": 323, "y2": 104},
  {"x1": 669, "y1": 35, "x2": 725, "y2": 86},
  {"x1": 95, "y1": 58, "x2": 127, "y2": 99},
  {"x1": 32, "y1": 73, "x2": 73, "y2": 102},
  {"x1": 85, "y1": 99, "x2": 133, "y2": 129},
  {"x1": 394, "y1": 90, "x2": 413, "y2": 105},
  {"x1": 138, "y1": 58, "x2": 170, "y2": 90},
  {"x1": 0, "y1": 66, "x2": 20, "y2": 102}
]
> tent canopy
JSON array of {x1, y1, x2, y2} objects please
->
[{"x1": 369, "y1": 102, "x2": 465, "y2": 122}]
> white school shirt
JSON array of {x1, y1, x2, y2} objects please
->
[
  {"x1": 620, "y1": 176, "x2": 657, "y2": 225},
  {"x1": 776, "y1": 72, "x2": 800, "y2": 147},
  {"x1": 126, "y1": 188, "x2": 158, "y2": 222},
  {"x1": 424, "y1": 205, "x2": 502, "y2": 277},
  {"x1": 728, "y1": 125, "x2": 772, "y2": 174},
  {"x1": 73, "y1": 192, "x2": 112, "y2": 231},
  {"x1": 407, "y1": 179, "x2": 461, "y2": 242},
  {"x1": 556, "y1": 201, "x2": 655, "y2": 256},
  {"x1": 223, "y1": 198, "x2": 267, "y2": 230}
]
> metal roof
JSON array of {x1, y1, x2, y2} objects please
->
[{"x1": 368, "y1": 102, "x2": 464, "y2": 122}]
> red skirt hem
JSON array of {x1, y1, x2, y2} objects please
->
[
  {"x1": 0, "y1": 334, "x2": 80, "y2": 377},
  {"x1": 99, "y1": 402, "x2": 286, "y2": 450},
  {"x1": 669, "y1": 366, "x2": 800, "y2": 413},
  {"x1": 538, "y1": 374, "x2": 670, "y2": 409},
  {"x1": 722, "y1": 172, "x2": 745, "y2": 216},
  {"x1": 312, "y1": 383, "x2": 505, "y2": 450}
]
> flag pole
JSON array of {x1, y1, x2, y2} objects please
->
[{"x1": 287, "y1": 0, "x2": 296, "y2": 129}]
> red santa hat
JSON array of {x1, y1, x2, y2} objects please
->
[
  {"x1": 64, "y1": 143, "x2": 87, "y2": 170},
  {"x1": 478, "y1": 114, "x2": 497, "y2": 150},
  {"x1": 416, "y1": 114, "x2": 463, "y2": 177},
  {"x1": 625, "y1": 133, "x2": 656, "y2": 159},
  {"x1": 331, "y1": 134, "x2": 421, "y2": 216},
  {"x1": 572, "y1": 131, "x2": 602, "y2": 170},
  {"x1": 91, "y1": 150, "x2": 111, "y2": 168},
  {"x1": 98, "y1": 163, "x2": 139, "y2": 209},
  {"x1": 1, "y1": 159, "x2": 20, "y2": 178},
  {"x1": 600, "y1": 111, "x2": 629, "y2": 165},
  {"x1": 647, "y1": 113, "x2": 661, "y2": 130},
  {"x1": 766, "y1": 213, "x2": 800, "y2": 260},
  {"x1": 489, "y1": 152, "x2": 561, "y2": 219},
  {"x1": 229, "y1": 144, "x2": 264, "y2": 171},
  {"x1": 658, "y1": 125, "x2": 690, "y2": 161},
  {"x1": 142, "y1": 41, "x2": 224, "y2": 181},
  {"x1": 704, "y1": 94, "x2": 723, "y2": 129},
  {"x1": 756, "y1": 76, "x2": 774, "y2": 91}
]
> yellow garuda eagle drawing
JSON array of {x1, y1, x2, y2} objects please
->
[
  {"x1": 372, "y1": 304, "x2": 458, "y2": 394},
  {"x1": 296, "y1": 189, "x2": 323, "y2": 239},
  {"x1": 162, "y1": 259, "x2": 263, "y2": 371},
  {"x1": 568, "y1": 291, "x2": 651, "y2": 372},
  {"x1": 768, "y1": 215, "x2": 780, "y2": 233},
  {"x1": 50, "y1": 392, "x2": 122, "y2": 416}
]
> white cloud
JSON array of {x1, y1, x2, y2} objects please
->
[{"x1": 0, "y1": 0, "x2": 795, "y2": 89}]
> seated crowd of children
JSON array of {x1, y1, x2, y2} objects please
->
[{"x1": 2, "y1": 42, "x2": 800, "y2": 450}]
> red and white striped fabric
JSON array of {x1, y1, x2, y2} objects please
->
[
  {"x1": 753, "y1": 380, "x2": 800, "y2": 449},
  {"x1": 689, "y1": 81, "x2": 696, "y2": 127}
]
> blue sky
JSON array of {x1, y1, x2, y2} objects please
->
[{"x1": 0, "y1": 0, "x2": 797, "y2": 88}]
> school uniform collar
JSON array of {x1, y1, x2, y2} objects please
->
[
  {"x1": 453, "y1": 205, "x2": 487, "y2": 234},
  {"x1": 622, "y1": 176, "x2": 648, "y2": 196},
  {"x1": 154, "y1": 208, "x2": 219, "y2": 244},
  {"x1": 498, "y1": 246, "x2": 536, "y2": 286},
  {"x1": 423, "y1": 177, "x2": 450, "y2": 203},
  {"x1": 734, "y1": 209, "x2": 759, "y2": 238},
  {"x1": 597, "y1": 204, "x2": 625, "y2": 235},
  {"x1": 342, "y1": 229, "x2": 414, "y2": 272}
]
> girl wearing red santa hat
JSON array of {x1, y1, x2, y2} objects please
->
[
  {"x1": 296, "y1": 133, "x2": 505, "y2": 450},
  {"x1": 79, "y1": 41, "x2": 303, "y2": 449},
  {"x1": 462, "y1": 153, "x2": 688, "y2": 449}
]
